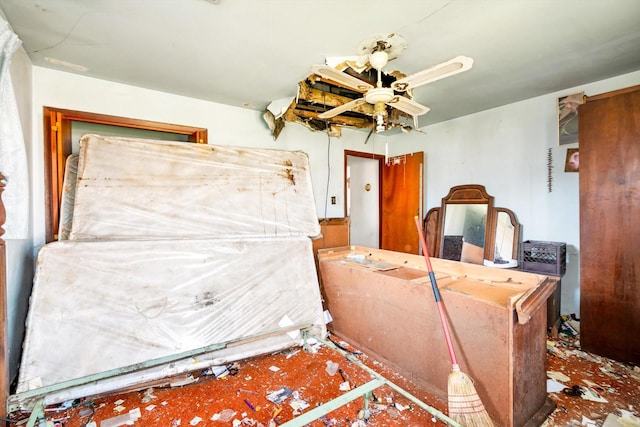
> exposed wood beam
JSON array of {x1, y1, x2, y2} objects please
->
[
  {"x1": 285, "y1": 107, "x2": 373, "y2": 130},
  {"x1": 298, "y1": 82, "x2": 374, "y2": 117},
  {"x1": 307, "y1": 74, "x2": 372, "y2": 95}
]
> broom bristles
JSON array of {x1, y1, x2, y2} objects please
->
[{"x1": 448, "y1": 365, "x2": 495, "y2": 427}]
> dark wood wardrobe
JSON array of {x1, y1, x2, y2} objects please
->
[{"x1": 579, "y1": 85, "x2": 640, "y2": 364}]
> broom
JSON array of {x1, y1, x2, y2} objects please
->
[{"x1": 414, "y1": 216, "x2": 495, "y2": 427}]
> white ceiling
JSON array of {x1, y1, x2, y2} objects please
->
[{"x1": 2, "y1": 0, "x2": 640, "y2": 127}]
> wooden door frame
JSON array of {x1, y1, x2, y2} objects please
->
[
  {"x1": 43, "y1": 107, "x2": 208, "y2": 243},
  {"x1": 343, "y1": 150, "x2": 384, "y2": 243}
]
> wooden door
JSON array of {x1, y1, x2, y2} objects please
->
[
  {"x1": 381, "y1": 151, "x2": 423, "y2": 254},
  {"x1": 579, "y1": 86, "x2": 640, "y2": 364}
]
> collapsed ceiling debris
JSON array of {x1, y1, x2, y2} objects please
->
[{"x1": 264, "y1": 64, "x2": 416, "y2": 140}]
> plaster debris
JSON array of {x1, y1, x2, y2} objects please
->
[
  {"x1": 266, "y1": 388, "x2": 292, "y2": 404},
  {"x1": 547, "y1": 371, "x2": 571, "y2": 382},
  {"x1": 325, "y1": 361, "x2": 339, "y2": 376},
  {"x1": 547, "y1": 379, "x2": 567, "y2": 393},
  {"x1": 100, "y1": 407, "x2": 141, "y2": 427},
  {"x1": 141, "y1": 388, "x2": 157, "y2": 403},
  {"x1": 285, "y1": 349, "x2": 300, "y2": 359},
  {"x1": 289, "y1": 390, "x2": 310, "y2": 413},
  {"x1": 211, "y1": 409, "x2": 236, "y2": 422},
  {"x1": 603, "y1": 410, "x2": 640, "y2": 427},
  {"x1": 277, "y1": 315, "x2": 300, "y2": 340},
  {"x1": 170, "y1": 375, "x2": 197, "y2": 387}
]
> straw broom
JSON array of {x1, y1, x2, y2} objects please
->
[{"x1": 414, "y1": 216, "x2": 495, "y2": 427}]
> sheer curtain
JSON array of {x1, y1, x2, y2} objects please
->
[{"x1": 0, "y1": 16, "x2": 28, "y2": 239}]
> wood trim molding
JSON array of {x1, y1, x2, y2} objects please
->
[
  {"x1": 43, "y1": 107, "x2": 208, "y2": 243},
  {"x1": 586, "y1": 84, "x2": 640, "y2": 103}
]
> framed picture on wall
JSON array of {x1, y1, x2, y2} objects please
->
[
  {"x1": 565, "y1": 148, "x2": 579, "y2": 172},
  {"x1": 558, "y1": 92, "x2": 584, "y2": 145}
]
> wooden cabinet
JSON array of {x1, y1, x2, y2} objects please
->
[
  {"x1": 579, "y1": 86, "x2": 640, "y2": 364},
  {"x1": 311, "y1": 218, "x2": 350, "y2": 276},
  {"x1": 312, "y1": 218, "x2": 350, "y2": 253},
  {"x1": 319, "y1": 246, "x2": 555, "y2": 427},
  {"x1": 546, "y1": 277, "x2": 561, "y2": 330}
]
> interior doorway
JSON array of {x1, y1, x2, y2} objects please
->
[
  {"x1": 345, "y1": 150, "x2": 424, "y2": 254},
  {"x1": 346, "y1": 153, "x2": 381, "y2": 248}
]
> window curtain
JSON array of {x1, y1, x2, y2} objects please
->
[{"x1": 0, "y1": 16, "x2": 28, "y2": 239}]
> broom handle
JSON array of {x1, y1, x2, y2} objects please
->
[{"x1": 414, "y1": 216, "x2": 459, "y2": 366}]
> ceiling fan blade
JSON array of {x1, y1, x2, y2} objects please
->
[
  {"x1": 310, "y1": 65, "x2": 374, "y2": 93},
  {"x1": 318, "y1": 97, "x2": 367, "y2": 119},
  {"x1": 386, "y1": 96, "x2": 430, "y2": 117},
  {"x1": 391, "y1": 56, "x2": 473, "y2": 92}
]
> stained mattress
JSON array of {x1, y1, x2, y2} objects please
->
[
  {"x1": 17, "y1": 237, "x2": 325, "y2": 394},
  {"x1": 69, "y1": 134, "x2": 320, "y2": 240}
]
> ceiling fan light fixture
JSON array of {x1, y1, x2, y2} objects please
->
[
  {"x1": 365, "y1": 87, "x2": 394, "y2": 104},
  {"x1": 369, "y1": 50, "x2": 389, "y2": 70},
  {"x1": 310, "y1": 36, "x2": 471, "y2": 128},
  {"x1": 374, "y1": 101, "x2": 387, "y2": 133}
]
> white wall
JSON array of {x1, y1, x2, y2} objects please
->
[{"x1": 399, "y1": 70, "x2": 640, "y2": 316}]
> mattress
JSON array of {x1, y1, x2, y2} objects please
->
[
  {"x1": 69, "y1": 134, "x2": 320, "y2": 240},
  {"x1": 58, "y1": 153, "x2": 79, "y2": 241},
  {"x1": 17, "y1": 237, "x2": 325, "y2": 394}
]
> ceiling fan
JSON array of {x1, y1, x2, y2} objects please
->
[{"x1": 310, "y1": 34, "x2": 473, "y2": 132}]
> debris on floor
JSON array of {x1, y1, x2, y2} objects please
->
[
  {"x1": 10, "y1": 324, "x2": 640, "y2": 427},
  {"x1": 18, "y1": 338, "x2": 449, "y2": 427},
  {"x1": 544, "y1": 316, "x2": 640, "y2": 426}
]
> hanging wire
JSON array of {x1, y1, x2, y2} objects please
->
[{"x1": 323, "y1": 128, "x2": 331, "y2": 222}]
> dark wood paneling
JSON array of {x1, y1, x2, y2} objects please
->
[{"x1": 579, "y1": 87, "x2": 640, "y2": 364}]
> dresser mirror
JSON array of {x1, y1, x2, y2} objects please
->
[
  {"x1": 492, "y1": 208, "x2": 521, "y2": 261},
  {"x1": 424, "y1": 184, "x2": 520, "y2": 265}
]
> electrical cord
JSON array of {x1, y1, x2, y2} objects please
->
[
  {"x1": 327, "y1": 333, "x2": 361, "y2": 355},
  {"x1": 323, "y1": 121, "x2": 331, "y2": 223}
]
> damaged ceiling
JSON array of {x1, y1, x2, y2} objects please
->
[{"x1": 269, "y1": 64, "x2": 418, "y2": 139}]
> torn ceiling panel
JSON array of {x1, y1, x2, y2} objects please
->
[{"x1": 265, "y1": 65, "x2": 418, "y2": 140}]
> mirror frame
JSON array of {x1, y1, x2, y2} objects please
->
[
  {"x1": 437, "y1": 184, "x2": 494, "y2": 261},
  {"x1": 488, "y1": 207, "x2": 521, "y2": 260},
  {"x1": 424, "y1": 184, "x2": 520, "y2": 264}
]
